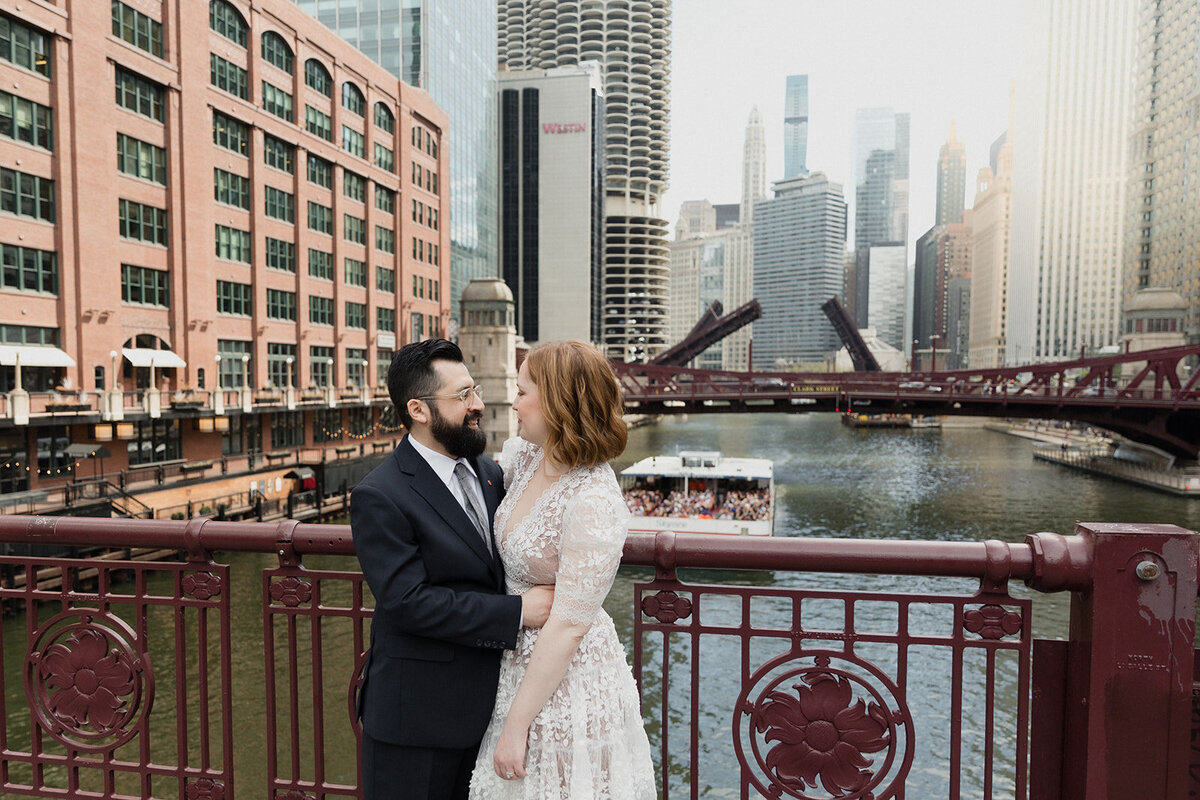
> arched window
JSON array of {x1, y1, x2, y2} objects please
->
[
  {"x1": 209, "y1": 0, "x2": 247, "y2": 47},
  {"x1": 261, "y1": 31, "x2": 293, "y2": 73},
  {"x1": 374, "y1": 102, "x2": 395, "y2": 133},
  {"x1": 305, "y1": 58, "x2": 332, "y2": 97},
  {"x1": 342, "y1": 82, "x2": 365, "y2": 116}
]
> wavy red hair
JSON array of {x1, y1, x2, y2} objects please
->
[{"x1": 524, "y1": 340, "x2": 627, "y2": 468}]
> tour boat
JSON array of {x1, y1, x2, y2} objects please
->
[{"x1": 620, "y1": 451, "x2": 775, "y2": 536}]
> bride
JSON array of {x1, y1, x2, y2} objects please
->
[{"x1": 469, "y1": 340, "x2": 655, "y2": 799}]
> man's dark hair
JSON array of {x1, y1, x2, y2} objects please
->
[{"x1": 387, "y1": 339, "x2": 464, "y2": 428}]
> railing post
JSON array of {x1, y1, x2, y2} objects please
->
[{"x1": 1059, "y1": 523, "x2": 1197, "y2": 799}]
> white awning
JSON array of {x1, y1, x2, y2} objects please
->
[
  {"x1": 122, "y1": 347, "x2": 186, "y2": 369},
  {"x1": 0, "y1": 345, "x2": 77, "y2": 368}
]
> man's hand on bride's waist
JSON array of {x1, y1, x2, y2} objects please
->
[{"x1": 521, "y1": 585, "x2": 555, "y2": 628}]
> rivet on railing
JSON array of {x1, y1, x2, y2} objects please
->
[{"x1": 1134, "y1": 560, "x2": 1160, "y2": 581}]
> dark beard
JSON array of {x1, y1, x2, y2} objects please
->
[{"x1": 429, "y1": 403, "x2": 487, "y2": 459}]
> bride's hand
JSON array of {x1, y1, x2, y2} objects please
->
[{"x1": 493, "y1": 723, "x2": 528, "y2": 780}]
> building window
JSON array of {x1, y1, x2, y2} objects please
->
[
  {"x1": 1, "y1": 91, "x2": 52, "y2": 150},
  {"x1": 217, "y1": 339, "x2": 251, "y2": 388},
  {"x1": 1, "y1": 12, "x2": 51, "y2": 77},
  {"x1": 377, "y1": 306, "x2": 395, "y2": 333},
  {"x1": 345, "y1": 301, "x2": 367, "y2": 329},
  {"x1": 411, "y1": 312, "x2": 424, "y2": 341},
  {"x1": 304, "y1": 59, "x2": 332, "y2": 97},
  {"x1": 116, "y1": 68, "x2": 164, "y2": 121},
  {"x1": 349, "y1": 406, "x2": 372, "y2": 435},
  {"x1": 375, "y1": 226, "x2": 395, "y2": 254},
  {"x1": 267, "y1": 343, "x2": 296, "y2": 387},
  {"x1": 309, "y1": 295, "x2": 334, "y2": 325},
  {"x1": 209, "y1": 0, "x2": 247, "y2": 47},
  {"x1": 127, "y1": 419, "x2": 181, "y2": 466},
  {"x1": 210, "y1": 54, "x2": 248, "y2": 99},
  {"x1": 267, "y1": 288, "x2": 296, "y2": 321},
  {"x1": 307, "y1": 154, "x2": 332, "y2": 188},
  {"x1": 310, "y1": 345, "x2": 333, "y2": 387},
  {"x1": 344, "y1": 214, "x2": 366, "y2": 245},
  {"x1": 261, "y1": 134, "x2": 294, "y2": 173},
  {"x1": 121, "y1": 264, "x2": 169, "y2": 307},
  {"x1": 117, "y1": 198, "x2": 164, "y2": 244},
  {"x1": 307, "y1": 201, "x2": 332, "y2": 235},
  {"x1": 213, "y1": 168, "x2": 250, "y2": 209},
  {"x1": 374, "y1": 102, "x2": 395, "y2": 133},
  {"x1": 308, "y1": 248, "x2": 333, "y2": 280},
  {"x1": 265, "y1": 237, "x2": 295, "y2": 272},
  {"x1": 261, "y1": 81, "x2": 293, "y2": 122},
  {"x1": 376, "y1": 348, "x2": 392, "y2": 385},
  {"x1": 344, "y1": 170, "x2": 365, "y2": 202},
  {"x1": 313, "y1": 408, "x2": 341, "y2": 443},
  {"x1": 264, "y1": 186, "x2": 294, "y2": 222},
  {"x1": 342, "y1": 82, "x2": 365, "y2": 116},
  {"x1": 212, "y1": 110, "x2": 248, "y2": 155},
  {"x1": 374, "y1": 143, "x2": 394, "y2": 172},
  {"x1": 270, "y1": 410, "x2": 304, "y2": 448},
  {"x1": 117, "y1": 134, "x2": 166, "y2": 185},
  {"x1": 1, "y1": 243, "x2": 57, "y2": 294},
  {"x1": 344, "y1": 257, "x2": 366, "y2": 287},
  {"x1": 346, "y1": 348, "x2": 366, "y2": 387},
  {"x1": 376, "y1": 266, "x2": 394, "y2": 294},
  {"x1": 214, "y1": 224, "x2": 251, "y2": 262},
  {"x1": 221, "y1": 413, "x2": 244, "y2": 455},
  {"x1": 2, "y1": 168, "x2": 54, "y2": 223},
  {"x1": 342, "y1": 126, "x2": 364, "y2": 158},
  {"x1": 261, "y1": 31, "x2": 293, "y2": 73},
  {"x1": 305, "y1": 105, "x2": 332, "y2": 141},
  {"x1": 112, "y1": 2, "x2": 162, "y2": 58},
  {"x1": 216, "y1": 279, "x2": 251, "y2": 316},
  {"x1": 375, "y1": 186, "x2": 395, "y2": 214}
]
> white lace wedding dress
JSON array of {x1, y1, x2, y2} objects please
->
[{"x1": 469, "y1": 437, "x2": 656, "y2": 800}]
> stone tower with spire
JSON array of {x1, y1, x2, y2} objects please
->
[
  {"x1": 936, "y1": 120, "x2": 967, "y2": 226},
  {"x1": 741, "y1": 107, "x2": 766, "y2": 224}
]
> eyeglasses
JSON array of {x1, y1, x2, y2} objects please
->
[{"x1": 418, "y1": 385, "x2": 484, "y2": 404}]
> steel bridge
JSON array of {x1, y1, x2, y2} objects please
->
[{"x1": 613, "y1": 344, "x2": 1200, "y2": 458}]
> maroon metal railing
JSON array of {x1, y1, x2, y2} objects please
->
[{"x1": 0, "y1": 517, "x2": 1194, "y2": 799}]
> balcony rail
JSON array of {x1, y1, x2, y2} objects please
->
[{"x1": 0, "y1": 518, "x2": 1193, "y2": 798}]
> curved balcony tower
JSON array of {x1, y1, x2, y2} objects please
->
[{"x1": 499, "y1": 0, "x2": 672, "y2": 359}]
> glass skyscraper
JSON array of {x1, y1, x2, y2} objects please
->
[
  {"x1": 295, "y1": 0, "x2": 498, "y2": 326},
  {"x1": 783, "y1": 75, "x2": 808, "y2": 178}
]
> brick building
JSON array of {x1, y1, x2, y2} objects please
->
[{"x1": 0, "y1": 0, "x2": 449, "y2": 498}]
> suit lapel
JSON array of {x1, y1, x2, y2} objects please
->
[{"x1": 394, "y1": 438, "x2": 495, "y2": 572}]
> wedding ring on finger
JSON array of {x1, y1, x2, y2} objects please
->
[{"x1": 504, "y1": 770, "x2": 515, "y2": 780}]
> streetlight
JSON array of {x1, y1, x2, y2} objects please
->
[
  {"x1": 240, "y1": 353, "x2": 251, "y2": 413},
  {"x1": 213, "y1": 354, "x2": 224, "y2": 415},
  {"x1": 285, "y1": 355, "x2": 296, "y2": 410}
]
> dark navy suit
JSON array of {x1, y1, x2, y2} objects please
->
[{"x1": 350, "y1": 435, "x2": 520, "y2": 798}]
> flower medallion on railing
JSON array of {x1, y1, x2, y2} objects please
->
[
  {"x1": 269, "y1": 576, "x2": 313, "y2": 607},
  {"x1": 25, "y1": 610, "x2": 151, "y2": 751},
  {"x1": 962, "y1": 604, "x2": 1022, "y2": 640},
  {"x1": 184, "y1": 778, "x2": 226, "y2": 800},
  {"x1": 735, "y1": 652, "x2": 912, "y2": 799},
  {"x1": 182, "y1": 571, "x2": 223, "y2": 600},
  {"x1": 640, "y1": 590, "x2": 693, "y2": 624}
]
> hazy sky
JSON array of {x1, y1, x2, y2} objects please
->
[{"x1": 662, "y1": 0, "x2": 1024, "y2": 251}]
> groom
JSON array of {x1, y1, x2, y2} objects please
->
[{"x1": 351, "y1": 339, "x2": 554, "y2": 800}]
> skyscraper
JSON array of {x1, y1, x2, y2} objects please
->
[
  {"x1": 1009, "y1": 0, "x2": 1135, "y2": 363},
  {"x1": 970, "y1": 141, "x2": 1014, "y2": 369},
  {"x1": 295, "y1": 0, "x2": 498, "y2": 327},
  {"x1": 851, "y1": 108, "x2": 910, "y2": 332},
  {"x1": 497, "y1": 65, "x2": 605, "y2": 344},
  {"x1": 741, "y1": 108, "x2": 766, "y2": 224},
  {"x1": 783, "y1": 75, "x2": 808, "y2": 178},
  {"x1": 1124, "y1": 0, "x2": 1199, "y2": 344},
  {"x1": 498, "y1": 0, "x2": 672, "y2": 361},
  {"x1": 936, "y1": 121, "x2": 967, "y2": 226},
  {"x1": 752, "y1": 174, "x2": 848, "y2": 368}
]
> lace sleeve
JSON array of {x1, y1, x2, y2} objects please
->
[
  {"x1": 551, "y1": 476, "x2": 630, "y2": 626},
  {"x1": 498, "y1": 436, "x2": 529, "y2": 491}
]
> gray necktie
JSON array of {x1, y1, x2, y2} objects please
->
[{"x1": 453, "y1": 462, "x2": 491, "y2": 553}]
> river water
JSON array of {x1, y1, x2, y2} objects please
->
[{"x1": 4, "y1": 414, "x2": 1196, "y2": 798}]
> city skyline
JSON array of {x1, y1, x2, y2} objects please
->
[{"x1": 663, "y1": 1, "x2": 1021, "y2": 253}]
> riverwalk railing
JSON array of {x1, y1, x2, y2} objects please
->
[{"x1": 0, "y1": 517, "x2": 1193, "y2": 799}]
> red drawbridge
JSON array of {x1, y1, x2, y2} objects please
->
[{"x1": 612, "y1": 344, "x2": 1200, "y2": 459}]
